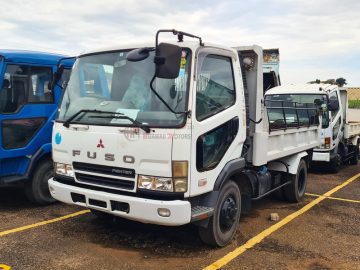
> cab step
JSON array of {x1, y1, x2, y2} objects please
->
[{"x1": 191, "y1": 206, "x2": 214, "y2": 222}]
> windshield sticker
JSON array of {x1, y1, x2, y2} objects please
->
[
  {"x1": 110, "y1": 109, "x2": 140, "y2": 124},
  {"x1": 178, "y1": 50, "x2": 187, "y2": 78}
]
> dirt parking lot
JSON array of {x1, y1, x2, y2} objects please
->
[{"x1": 1, "y1": 164, "x2": 359, "y2": 270}]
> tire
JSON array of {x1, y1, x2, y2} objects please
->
[
  {"x1": 283, "y1": 159, "x2": 307, "y2": 203},
  {"x1": 90, "y1": 209, "x2": 114, "y2": 220},
  {"x1": 25, "y1": 159, "x2": 56, "y2": 205},
  {"x1": 329, "y1": 153, "x2": 342, "y2": 173},
  {"x1": 198, "y1": 181, "x2": 241, "y2": 247},
  {"x1": 349, "y1": 143, "x2": 359, "y2": 165}
]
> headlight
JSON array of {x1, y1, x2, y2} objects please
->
[
  {"x1": 137, "y1": 161, "x2": 188, "y2": 193},
  {"x1": 324, "y1": 137, "x2": 331, "y2": 149},
  {"x1": 55, "y1": 162, "x2": 74, "y2": 177},
  {"x1": 138, "y1": 175, "x2": 173, "y2": 192}
]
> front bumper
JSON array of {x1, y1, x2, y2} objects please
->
[
  {"x1": 312, "y1": 151, "x2": 331, "y2": 162},
  {"x1": 48, "y1": 178, "x2": 191, "y2": 226}
]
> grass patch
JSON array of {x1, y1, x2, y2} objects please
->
[{"x1": 349, "y1": 100, "x2": 360, "y2": 108}]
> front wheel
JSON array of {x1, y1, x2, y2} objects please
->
[
  {"x1": 329, "y1": 153, "x2": 342, "y2": 173},
  {"x1": 25, "y1": 159, "x2": 56, "y2": 205},
  {"x1": 198, "y1": 181, "x2": 241, "y2": 247},
  {"x1": 349, "y1": 143, "x2": 359, "y2": 165},
  {"x1": 283, "y1": 159, "x2": 308, "y2": 203}
]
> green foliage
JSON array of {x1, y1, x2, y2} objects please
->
[{"x1": 349, "y1": 100, "x2": 360, "y2": 108}]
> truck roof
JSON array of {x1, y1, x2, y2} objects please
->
[
  {"x1": 80, "y1": 41, "x2": 237, "y2": 57},
  {"x1": 0, "y1": 49, "x2": 69, "y2": 65},
  {"x1": 266, "y1": 83, "x2": 338, "y2": 95}
]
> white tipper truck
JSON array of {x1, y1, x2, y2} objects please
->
[
  {"x1": 48, "y1": 30, "x2": 330, "y2": 246},
  {"x1": 311, "y1": 85, "x2": 360, "y2": 172}
]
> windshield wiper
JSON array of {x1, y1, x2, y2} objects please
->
[
  {"x1": 88, "y1": 114, "x2": 151, "y2": 133},
  {"x1": 63, "y1": 109, "x2": 124, "y2": 128}
]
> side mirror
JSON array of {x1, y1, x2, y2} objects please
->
[
  {"x1": 154, "y1": 43, "x2": 181, "y2": 79},
  {"x1": 328, "y1": 98, "x2": 339, "y2": 112},
  {"x1": 49, "y1": 64, "x2": 65, "y2": 90}
]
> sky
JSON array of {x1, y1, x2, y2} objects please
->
[{"x1": 0, "y1": 0, "x2": 359, "y2": 86}]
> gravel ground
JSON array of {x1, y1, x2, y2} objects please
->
[{"x1": 0, "y1": 163, "x2": 359, "y2": 270}]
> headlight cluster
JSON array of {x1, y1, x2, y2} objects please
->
[
  {"x1": 137, "y1": 161, "x2": 188, "y2": 193},
  {"x1": 55, "y1": 162, "x2": 74, "y2": 177},
  {"x1": 324, "y1": 137, "x2": 331, "y2": 149},
  {"x1": 319, "y1": 137, "x2": 331, "y2": 149}
]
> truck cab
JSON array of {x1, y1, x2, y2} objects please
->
[
  {"x1": 0, "y1": 50, "x2": 74, "y2": 204},
  {"x1": 312, "y1": 85, "x2": 360, "y2": 171}
]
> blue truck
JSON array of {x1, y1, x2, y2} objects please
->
[{"x1": 0, "y1": 50, "x2": 74, "y2": 204}]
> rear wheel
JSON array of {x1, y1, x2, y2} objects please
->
[
  {"x1": 198, "y1": 180, "x2": 241, "y2": 247},
  {"x1": 25, "y1": 159, "x2": 56, "y2": 205},
  {"x1": 283, "y1": 159, "x2": 307, "y2": 202}
]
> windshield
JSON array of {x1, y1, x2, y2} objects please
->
[{"x1": 57, "y1": 49, "x2": 191, "y2": 127}]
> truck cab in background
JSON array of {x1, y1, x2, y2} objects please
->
[
  {"x1": 262, "y1": 48, "x2": 281, "y2": 93},
  {"x1": 0, "y1": 50, "x2": 74, "y2": 204},
  {"x1": 312, "y1": 85, "x2": 360, "y2": 172}
]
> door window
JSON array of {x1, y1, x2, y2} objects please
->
[
  {"x1": 0, "y1": 65, "x2": 53, "y2": 113},
  {"x1": 329, "y1": 91, "x2": 340, "y2": 118},
  {"x1": 196, "y1": 55, "x2": 235, "y2": 121}
]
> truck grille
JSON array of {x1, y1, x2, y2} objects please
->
[
  {"x1": 75, "y1": 173, "x2": 135, "y2": 190},
  {"x1": 73, "y1": 162, "x2": 135, "y2": 178}
]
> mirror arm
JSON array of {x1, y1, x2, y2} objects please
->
[
  {"x1": 155, "y1": 29, "x2": 204, "y2": 49},
  {"x1": 149, "y1": 75, "x2": 189, "y2": 116}
]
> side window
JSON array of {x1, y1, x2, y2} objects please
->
[
  {"x1": 196, "y1": 118, "x2": 239, "y2": 171},
  {"x1": 333, "y1": 116, "x2": 341, "y2": 140},
  {"x1": 196, "y1": 55, "x2": 235, "y2": 121},
  {"x1": 59, "y1": 68, "x2": 72, "y2": 90},
  {"x1": 2, "y1": 118, "x2": 47, "y2": 149},
  {"x1": 28, "y1": 66, "x2": 53, "y2": 103},
  {"x1": 0, "y1": 65, "x2": 53, "y2": 113},
  {"x1": 329, "y1": 91, "x2": 340, "y2": 118}
]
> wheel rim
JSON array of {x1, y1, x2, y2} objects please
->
[
  {"x1": 219, "y1": 195, "x2": 238, "y2": 233},
  {"x1": 298, "y1": 169, "x2": 306, "y2": 195}
]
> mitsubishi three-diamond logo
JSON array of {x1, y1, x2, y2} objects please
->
[{"x1": 97, "y1": 139, "x2": 104, "y2": 148}]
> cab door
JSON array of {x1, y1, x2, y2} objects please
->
[
  {"x1": 0, "y1": 63, "x2": 55, "y2": 176},
  {"x1": 190, "y1": 48, "x2": 245, "y2": 196}
]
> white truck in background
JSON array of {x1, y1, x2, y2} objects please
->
[
  {"x1": 311, "y1": 86, "x2": 360, "y2": 171},
  {"x1": 48, "y1": 30, "x2": 333, "y2": 246}
]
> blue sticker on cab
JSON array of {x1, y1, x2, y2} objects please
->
[{"x1": 55, "y1": 133, "x2": 62, "y2": 145}]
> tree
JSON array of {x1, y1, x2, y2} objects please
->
[
  {"x1": 308, "y1": 78, "x2": 348, "y2": 86},
  {"x1": 308, "y1": 79, "x2": 321, "y2": 84},
  {"x1": 336, "y1": 77, "x2": 347, "y2": 87}
]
